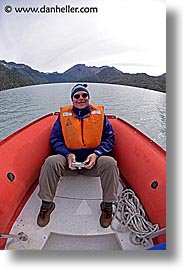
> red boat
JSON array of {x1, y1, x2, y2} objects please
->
[{"x1": 0, "y1": 113, "x2": 166, "y2": 250}]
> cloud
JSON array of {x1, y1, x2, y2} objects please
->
[{"x1": 0, "y1": 0, "x2": 166, "y2": 75}]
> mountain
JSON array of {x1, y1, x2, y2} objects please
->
[
  {"x1": 113, "y1": 72, "x2": 166, "y2": 92},
  {"x1": 0, "y1": 63, "x2": 34, "y2": 90},
  {"x1": 82, "y1": 69, "x2": 166, "y2": 92},
  {"x1": 0, "y1": 60, "x2": 49, "y2": 85},
  {"x1": 62, "y1": 64, "x2": 109, "y2": 82},
  {"x1": 80, "y1": 66, "x2": 124, "y2": 83},
  {"x1": 0, "y1": 60, "x2": 166, "y2": 92}
]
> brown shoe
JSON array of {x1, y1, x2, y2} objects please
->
[
  {"x1": 37, "y1": 202, "x2": 55, "y2": 227},
  {"x1": 100, "y1": 202, "x2": 112, "y2": 228}
]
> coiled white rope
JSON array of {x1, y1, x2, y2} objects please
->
[{"x1": 111, "y1": 188, "x2": 159, "y2": 247}]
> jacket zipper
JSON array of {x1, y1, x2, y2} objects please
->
[{"x1": 81, "y1": 119, "x2": 85, "y2": 146}]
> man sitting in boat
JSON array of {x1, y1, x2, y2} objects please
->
[{"x1": 37, "y1": 84, "x2": 119, "y2": 228}]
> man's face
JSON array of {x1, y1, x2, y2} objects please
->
[{"x1": 72, "y1": 91, "x2": 89, "y2": 109}]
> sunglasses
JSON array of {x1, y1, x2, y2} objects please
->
[{"x1": 73, "y1": 93, "x2": 88, "y2": 99}]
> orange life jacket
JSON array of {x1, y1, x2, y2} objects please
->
[{"x1": 60, "y1": 104, "x2": 104, "y2": 149}]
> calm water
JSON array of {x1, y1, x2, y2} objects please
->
[{"x1": 0, "y1": 83, "x2": 166, "y2": 149}]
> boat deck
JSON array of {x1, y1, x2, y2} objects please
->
[{"x1": 5, "y1": 175, "x2": 149, "y2": 250}]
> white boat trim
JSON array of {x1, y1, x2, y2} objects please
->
[{"x1": 5, "y1": 175, "x2": 152, "y2": 250}]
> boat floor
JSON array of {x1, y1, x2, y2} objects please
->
[{"x1": 5, "y1": 175, "x2": 150, "y2": 250}]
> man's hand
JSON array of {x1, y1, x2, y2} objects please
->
[
  {"x1": 84, "y1": 153, "x2": 98, "y2": 169},
  {"x1": 67, "y1": 153, "x2": 77, "y2": 170}
]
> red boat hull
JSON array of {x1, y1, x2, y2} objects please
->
[
  {"x1": 0, "y1": 113, "x2": 166, "y2": 249},
  {"x1": 109, "y1": 117, "x2": 166, "y2": 245}
]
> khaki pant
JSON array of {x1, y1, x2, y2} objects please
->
[{"x1": 38, "y1": 155, "x2": 119, "y2": 203}]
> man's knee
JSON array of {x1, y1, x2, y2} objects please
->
[
  {"x1": 98, "y1": 156, "x2": 117, "y2": 167},
  {"x1": 44, "y1": 154, "x2": 66, "y2": 167},
  {"x1": 97, "y1": 156, "x2": 118, "y2": 172}
]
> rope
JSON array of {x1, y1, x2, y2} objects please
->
[{"x1": 111, "y1": 188, "x2": 159, "y2": 247}]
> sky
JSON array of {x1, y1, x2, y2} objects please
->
[{"x1": 0, "y1": 0, "x2": 166, "y2": 76}]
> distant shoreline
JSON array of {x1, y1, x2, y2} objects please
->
[{"x1": 0, "y1": 61, "x2": 166, "y2": 93}]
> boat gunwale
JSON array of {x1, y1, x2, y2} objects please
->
[
  {"x1": 1, "y1": 112, "x2": 166, "y2": 157},
  {"x1": 0, "y1": 113, "x2": 166, "y2": 249},
  {"x1": 0, "y1": 113, "x2": 56, "y2": 145}
]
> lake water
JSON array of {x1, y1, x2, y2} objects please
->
[{"x1": 0, "y1": 83, "x2": 166, "y2": 149}]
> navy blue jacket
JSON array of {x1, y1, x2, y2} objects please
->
[{"x1": 50, "y1": 107, "x2": 115, "y2": 162}]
